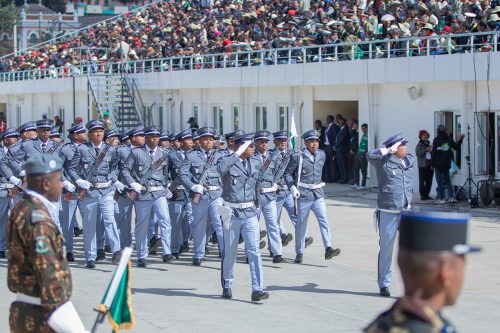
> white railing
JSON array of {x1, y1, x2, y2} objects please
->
[{"x1": 1, "y1": 31, "x2": 498, "y2": 83}]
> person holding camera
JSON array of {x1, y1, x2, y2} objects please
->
[{"x1": 415, "y1": 130, "x2": 433, "y2": 200}]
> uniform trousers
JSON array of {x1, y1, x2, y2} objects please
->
[
  {"x1": 191, "y1": 196, "x2": 223, "y2": 259},
  {"x1": 0, "y1": 196, "x2": 11, "y2": 252},
  {"x1": 134, "y1": 196, "x2": 171, "y2": 259},
  {"x1": 276, "y1": 193, "x2": 297, "y2": 236},
  {"x1": 182, "y1": 201, "x2": 193, "y2": 243},
  {"x1": 377, "y1": 210, "x2": 401, "y2": 289},
  {"x1": 79, "y1": 191, "x2": 121, "y2": 261},
  {"x1": 61, "y1": 195, "x2": 78, "y2": 253},
  {"x1": 258, "y1": 199, "x2": 281, "y2": 256},
  {"x1": 168, "y1": 199, "x2": 188, "y2": 253},
  {"x1": 221, "y1": 215, "x2": 264, "y2": 292},
  {"x1": 295, "y1": 197, "x2": 332, "y2": 255},
  {"x1": 115, "y1": 195, "x2": 134, "y2": 249}
]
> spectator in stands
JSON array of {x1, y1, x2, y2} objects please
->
[{"x1": 415, "y1": 130, "x2": 433, "y2": 200}]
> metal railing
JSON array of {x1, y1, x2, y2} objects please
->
[
  {"x1": 122, "y1": 71, "x2": 145, "y2": 125},
  {"x1": 1, "y1": 31, "x2": 498, "y2": 83}
]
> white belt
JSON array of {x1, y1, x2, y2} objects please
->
[
  {"x1": 0, "y1": 183, "x2": 15, "y2": 189},
  {"x1": 224, "y1": 201, "x2": 254, "y2": 209},
  {"x1": 143, "y1": 185, "x2": 165, "y2": 192},
  {"x1": 261, "y1": 187, "x2": 277, "y2": 194},
  {"x1": 16, "y1": 292, "x2": 41, "y2": 305},
  {"x1": 298, "y1": 182, "x2": 325, "y2": 189},
  {"x1": 175, "y1": 185, "x2": 185, "y2": 190},
  {"x1": 92, "y1": 180, "x2": 112, "y2": 189},
  {"x1": 205, "y1": 185, "x2": 220, "y2": 191},
  {"x1": 277, "y1": 184, "x2": 288, "y2": 190}
]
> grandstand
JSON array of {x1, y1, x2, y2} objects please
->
[{"x1": 0, "y1": 0, "x2": 499, "y2": 192}]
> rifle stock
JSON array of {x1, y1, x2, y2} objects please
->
[
  {"x1": 77, "y1": 189, "x2": 87, "y2": 200},
  {"x1": 63, "y1": 191, "x2": 73, "y2": 201},
  {"x1": 294, "y1": 197, "x2": 299, "y2": 216},
  {"x1": 192, "y1": 192, "x2": 201, "y2": 205},
  {"x1": 127, "y1": 191, "x2": 138, "y2": 201},
  {"x1": 113, "y1": 190, "x2": 121, "y2": 202},
  {"x1": 8, "y1": 186, "x2": 19, "y2": 198}
]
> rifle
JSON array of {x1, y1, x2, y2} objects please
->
[
  {"x1": 8, "y1": 181, "x2": 24, "y2": 198},
  {"x1": 254, "y1": 152, "x2": 276, "y2": 208},
  {"x1": 45, "y1": 141, "x2": 63, "y2": 155},
  {"x1": 294, "y1": 153, "x2": 303, "y2": 216},
  {"x1": 192, "y1": 146, "x2": 221, "y2": 205},
  {"x1": 128, "y1": 149, "x2": 169, "y2": 201},
  {"x1": 272, "y1": 149, "x2": 292, "y2": 184},
  {"x1": 77, "y1": 144, "x2": 111, "y2": 200}
]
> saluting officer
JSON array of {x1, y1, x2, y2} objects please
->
[
  {"x1": 284, "y1": 130, "x2": 341, "y2": 264},
  {"x1": 218, "y1": 133, "x2": 269, "y2": 302},
  {"x1": 168, "y1": 129, "x2": 194, "y2": 258},
  {"x1": 223, "y1": 130, "x2": 245, "y2": 156},
  {"x1": 8, "y1": 154, "x2": 88, "y2": 333},
  {"x1": 269, "y1": 130, "x2": 294, "y2": 247},
  {"x1": 122, "y1": 125, "x2": 173, "y2": 267},
  {"x1": 0, "y1": 128, "x2": 19, "y2": 259},
  {"x1": 253, "y1": 130, "x2": 284, "y2": 263},
  {"x1": 60, "y1": 124, "x2": 87, "y2": 262},
  {"x1": 366, "y1": 133, "x2": 414, "y2": 297},
  {"x1": 67, "y1": 120, "x2": 122, "y2": 268},
  {"x1": 179, "y1": 127, "x2": 224, "y2": 266}
]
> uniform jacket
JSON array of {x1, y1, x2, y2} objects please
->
[
  {"x1": 116, "y1": 144, "x2": 133, "y2": 184},
  {"x1": 168, "y1": 148, "x2": 190, "y2": 201},
  {"x1": 68, "y1": 142, "x2": 118, "y2": 197},
  {"x1": 269, "y1": 148, "x2": 291, "y2": 198},
  {"x1": 367, "y1": 148, "x2": 414, "y2": 211},
  {"x1": 179, "y1": 148, "x2": 224, "y2": 201},
  {"x1": 0, "y1": 147, "x2": 10, "y2": 197},
  {"x1": 254, "y1": 150, "x2": 280, "y2": 206},
  {"x1": 217, "y1": 153, "x2": 262, "y2": 218},
  {"x1": 122, "y1": 145, "x2": 170, "y2": 201},
  {"x1": 60, "y1": 142, "x2": 79, "y2": 184},
  {"x1": 284, "y1": 148, "x2": 326, "y2": 200}
]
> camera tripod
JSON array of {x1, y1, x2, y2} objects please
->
[{"x1": 455, "y1": 125, "x2": 479, "y2": 207}]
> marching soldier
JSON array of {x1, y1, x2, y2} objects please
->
[
  {"x1": 223, "y1": 130, "x2": 245, "y2": 156},
  {"x1": 366, "y1": 133, "x2": 414, "y2": 297},
  {"x1": 270, "y1": 130, "x2": 294, "y2": 247},
  {"x1": 60, "y1": 124, "x2": 87, "y2": 262},
  {"x1": 253, "y1": 130, "x2": 284, "y2": 263},
  {"x1": 104, "y1": 129, "x2": 120, "y2": 147},
  {"x1": 168, "y1": 129, "x2": 194, "y2": 258},
  {"x1": 365, "y1": 211, "x2": 481, "y2": 332},
  {"x1": 179, "y1": 127, "x2": 224, "y2": 266},
  {"x1": 122, "y1": 125, "x2": 173, "y2": 267},
  {"x1": 218, "y1": 133, "x2": 269, "y2": 301},
  {"x1": 67, "y1": 120, "x2": 122, "y2": 269},
  {"x1": 50, "y1": 128, "x2": 63, "y2": 142},
  {"x1": 8, "y1": 154, "x2": 88, "y2": 333},
  {"x1": 284, "y1": 130, "x2": 341, "y2": 263},
  {"x1": 159, "y1": 130, "x2": 171, "y2": 149},
  {"x1": 0, "y1": 128, "x2": 19, "y2": 258}
]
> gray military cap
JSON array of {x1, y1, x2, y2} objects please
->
[{"x1": 25, "y1": 155, "x2": 63, "y2": 177}]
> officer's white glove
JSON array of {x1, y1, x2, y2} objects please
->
[
  {"x1": 114, "y1": 180, "x2": 125, "y2": 193},
  {"x1": 76, "y1": 179, "x2": 91, "y2": 190},
  {"x1": 130, "y1": 182, "x2": 143, "y2": 193},
  {"x1": 63, "y1": 181, "x2": 76, "y2": 193},
  {"x1": 9, "y1": 176, "x2": 22, "y2": 187},
  {"x1": 290, "y1": 185, "x2": 300, "y2": 199},
  {"x1": 235, "y1": 140, "x2": 252, "y2": 157},
  {"x1": 388, "y1": 141, "x2": 402, "y2": 154},
  {"x1": 166, "y1": 189, "x2": 173, "y2": 199},
  {"x1": 191, "y1": 184, "x2": 204, "y2": 194},
  {"x1": 19, "y1": 170, "x2": 26, "y2": 177}
]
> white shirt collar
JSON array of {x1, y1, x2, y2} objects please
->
[
  {"x1": 92, "y1": 141, "x2": 103, "y2": 149},
  {"x1": 24, "y1": 188, "x2": 58, "y2": 222},
  {"x1": 303, "y1": 148, "x2": 315, "y2": 162},
  {"x1": 146, "y1": 145, "x2": 157, "y2": 154}
]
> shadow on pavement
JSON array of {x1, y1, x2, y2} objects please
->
[{"x1": 266, "y1": 283, "x2": 397, "y2": 299}]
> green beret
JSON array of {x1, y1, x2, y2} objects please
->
[{"x1": 25, "y1": 155, "x2": 63, "y2": 177}]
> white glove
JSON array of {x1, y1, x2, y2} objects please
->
[
  {"x1": 166, "y1": 189, "x2": 173, "y2": 199},
  {"x1": 19, "y1": 170, "x2": 26, "y2": 177},
  {"x1": 76, "y1": 179, "x2": 91, "y2": 190},
  {"x1": 48, "y1": 301, "x2": 87, "y2": 333},
  {"x1": 380, "y1": 147, "x2": 390, "y2": 156},
  {"x1": 388, "y1": 141, "x2": 401, "y2": 154},
  {"x1": 63, "y1": 181, "x2": 76, "y2": 193},
  {"x1": 130, "y1": 182, "x2": 143, "y2": 193},
  {"x1": 235, "y1": 140, "x2": 252, "y2": 157},
  {"x1": 114, "y1": 180, "x2": 125, "y2": 193},
  {"x1": 191, "y1": 184, "x2": 204, "y2": 194},
  {"x1": 9, "y1": 176, "x2": 22, "y2": 187},
  {"x1": 291, "y1": 185, "x2": 300, "y2": 199}
]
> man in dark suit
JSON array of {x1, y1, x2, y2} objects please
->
[
  {"x1": 323, "y1": 115, "x2": 337, "y2": 182},
  {"x1": 314, "y1": 120, "x2": 326, "y2": 149},
  {"x1": 335, "y1": 117, "x2": 350, "y2": 184}
]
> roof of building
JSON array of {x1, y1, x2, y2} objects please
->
[{"x1": 18, "y1": 3, "x2": 56, "y2": 15}]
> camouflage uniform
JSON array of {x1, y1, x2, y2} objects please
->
[
  {"x1": 8, "y1": 194, "x2": 72, "y2": 333},
  {"x1": 364, "y1": 296, "x2": 457, "y2": 333}
]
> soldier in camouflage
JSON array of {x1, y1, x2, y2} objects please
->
[{"x1": 8, "y1": 154, "x2": 87, "y2": 333}]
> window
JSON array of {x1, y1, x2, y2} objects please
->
[
  {"x1": 29, "y1": 32, "x2": 38, "y2": 46},
  {"x1": 475, "y1": 113, "x2": 489, "y2": 175},
  {"x1": 193, "y1": 105, "x2": 199, "y2": 124},
  {"x1": 278, "y1": 105, "x2": 289, "y2": 131},
  {"x1": 255, "y1": 105, "x2": 267, "y2": 131},
  {"x1": 212, "y1": 105, "x2": 223, "y2": 134},
  {"x1": 434, "y1": 111, "x2": 454, "y2": 137},
  {"x1": 232, "y1": 104, "x2": 239, "y2": 131},
  {"x1": 496, "y1": 113, "x2": 500, "y2": 176},
  {"x1": 158, "y1": 105, "x2": 164, "y2": 130},
  {"x1": 16, "y1": 105, "x2": 21, "y2": 126}
]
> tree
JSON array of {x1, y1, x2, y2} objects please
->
[
  {"x1": 0, "y1": 2, "x2": 17, "y2": 32},
  {"x1": 13, "y1": 0, "x2": 66, "y2": 13}
]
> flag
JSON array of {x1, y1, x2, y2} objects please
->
[
  {"x1": 289, "y1": 109, "x2": 298, "y2": 150},
  {"x1": 98, "y1": 247, "x2": 135, "y2": 333}
]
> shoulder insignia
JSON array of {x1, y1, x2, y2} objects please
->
[
  {"x1": 35, "y1": 235, "x2": 49, "y2": 254},
  {"x1": 31, "y1": 209, "x2": 49, "y2": 223}
]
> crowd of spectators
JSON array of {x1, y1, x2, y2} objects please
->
[{"x1": 1, "y1": 0, "x2": 499, "y2": 76}]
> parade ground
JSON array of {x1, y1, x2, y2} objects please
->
[{"x1": 0, "y1": 184, "x2": 499, "y2": 332}]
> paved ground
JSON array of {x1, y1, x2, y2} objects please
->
[{"x1": 1, "y1": 184, "x2": 499, "y2": 332}]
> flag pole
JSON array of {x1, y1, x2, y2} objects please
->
[{"x1": 91, "y1": 247, "x2": 133, "y2": 333}]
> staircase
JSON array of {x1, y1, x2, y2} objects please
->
[{"x1": 87, "y1": 71, "x2": 145, "y2": 133}]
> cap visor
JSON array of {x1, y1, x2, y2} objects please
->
[{"x1": 452, "y1": 244, "x2": 482, "y2": 255}]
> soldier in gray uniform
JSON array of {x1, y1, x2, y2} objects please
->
[
  {"x1": 284, "y1": 130, "x2": 341, "y2": 264},
  {"x1": 168, "y1": 129, "x2": 194, "y2": 258},
  {"x1": 67, "y1": 120, "x2": 122, "y2": 268},
  {"x1": 218, "y1": 133, "x2": 269, "y2": 302},
  {"x1": 223, "y1": 130, "x2": 245, "y2": 156},
  {"x1": 179, "y1": 127, "x2": 224, "y2": 266},
  {"x1": 0, "y1": 128, "x2": 19, "y2": 258},
  {"x1": 159, "y1": 130, "x2": 171, "y2": 150},
  {"x1": 59, "y1": 124, "x2": 87, "y2": 262},
  {"x1": 366, "y1": 133, "x2": 414, "y2": 297},
  {"x1": 122, "y1": 125, "x2": 173, "y2": 267}
]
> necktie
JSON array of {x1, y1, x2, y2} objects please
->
[
  {"x1": 95, "y1": 147, "x2": 100, "y2": 156},
  {"x1": 41, "y1": 143, "x2": 47, "y2": 153},
  {"x1": 244, "y1": 160, "x2": 251, "y2": 174},
  {"x1": 150, "y1": 150, "x2": 154, "y2": 158}
]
